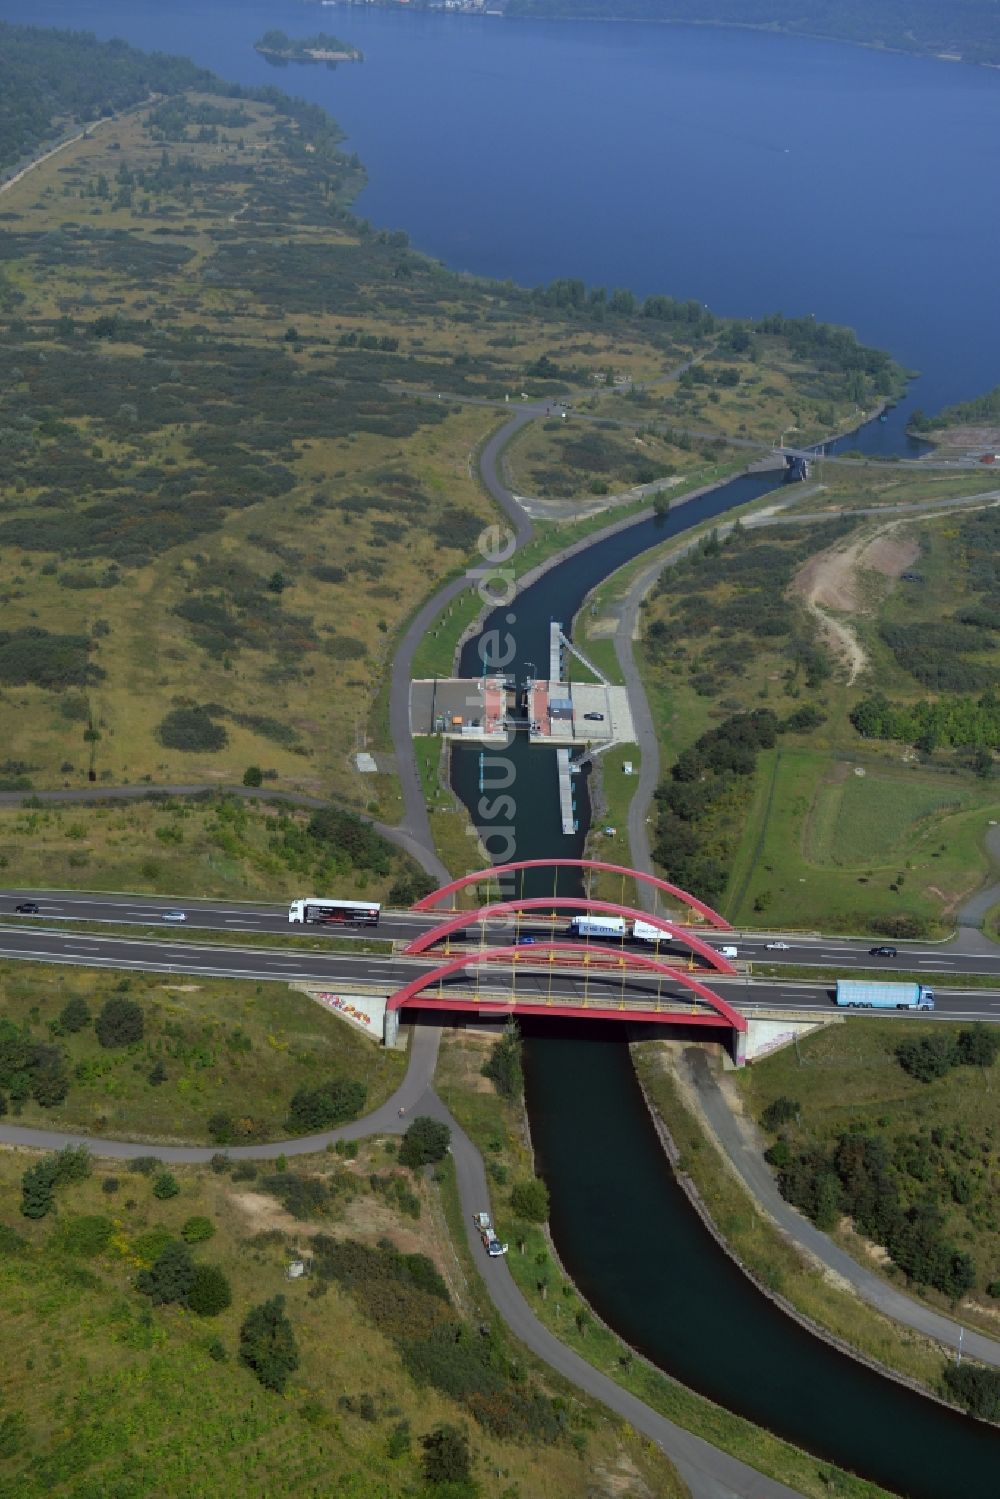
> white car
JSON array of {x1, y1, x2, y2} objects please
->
[
  {"x1": 161, "y1": 910, "x2": 187, "y2": 923},
  {"x1": 765, "y1": 941, "x2": 790, "y2": 950}
]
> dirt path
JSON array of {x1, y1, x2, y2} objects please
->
[{"x1": 791, "y1": 519, "x2": 921, "y2": 685}]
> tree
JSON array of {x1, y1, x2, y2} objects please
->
[
  {"x1": 239, "y1": 1295, "x2": 299, "y2": 1393},
  {"x1": 136, "y1": 1241, "x2": 196, "y2": 1305},
  {"x1": 896, "y1": 1034, "x2": 955, "y2": 1082},
  {"x1": 242, "y1": 765, "x2": 263, "y2": 787},
  {"x1": 287, "y1": 1079, "x2": 367, "y2": 1132},
  {"x1": 954, "y1": 1024, "x2": 1000, "y2": 1069},
  {"x1": 188, "y1": 1263, "x2": 232, "y2": 1317},
  {"x1": 761, "y1": 1096, "x2": 799, "y2": 1132},
  {"x1": 399, "y1": 1116, "x2": 451, "y2": 1169},
  {"x1": 510, "y1": 1177, "x2": 549, "y2": 1224},
  {"x1": 21, "y1": 1160, "x2": 56, "y2": 1219},
  {"x1": 421, "y1": 1423, "x2": 472, "y2": 1486},
  {"x1": 58, "y1": 995, "x2": 91, "y2": 1033},
  {"x1": 148, "y1": 1059, "x2": 168, "y2": 1087},
  {"x1": 30, "y1": 1045, "x2": 70, "y2": 1106},
  {"x1": 153, "y1": 1172, "x2": 180, "y2": 1200},
  {"x1": 95, "y1": 996, "x2": 144, "y2": 1049},
  {"x1": 481, "y1": 1023, "x2": 522, "y2": 1101}
]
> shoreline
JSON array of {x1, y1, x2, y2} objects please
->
[
  {"x1": 631, "y1": 1055, "x2": 968, "y2": 1417},
  {"x1": 316, "y1": 1, "x2": 1000, "y2": 76}
]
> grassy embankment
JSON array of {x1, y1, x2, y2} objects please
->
[
  {"x1": 0, "y1": 960, "x2": 403, "y2": 1145},
  {"x1": 632, "y1": 1042, "x2": 952, "y2": 1387},
  {"x1": 434, "y1": 1030, "x2": 896, "y2": 1499},
  {"x1": 735, "y1": 1018, "x2": 1000, "y2": 1339},
  {"x1": 0, "y1": 794, "x2": 423, "y2": 906},
  {"x1": 621, "y1": 467, "x2": 1000, "y2": 935},
  {"x1": 0, "y1": 1137, "x2": 682, "y2": 1498}
]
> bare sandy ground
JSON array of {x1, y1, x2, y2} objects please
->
[{"x1": 790, "y1": 523, "x2": 920, "y2": 684}]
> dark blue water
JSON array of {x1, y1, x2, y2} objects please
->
[
  {"x1": 452, "y1": 469, "x2": 1000, "y2": 1495},
  {"x1": 3, "y1": 0, "x2": 1000, "y2": 430}
]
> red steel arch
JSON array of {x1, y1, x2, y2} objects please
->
[
  {"x1": 412, "y1": 859, "x2": 730, "y2": 928},
  {"x1": 404, "y1": 898, "x2": 736, "y2": 974},
  {"x1": 389, "y1": 943, "x2": 747, "y2": 1032}
]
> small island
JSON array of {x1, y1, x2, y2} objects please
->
[{"x1": 254, "y1": 30, "x2": 363, "y2": 65}]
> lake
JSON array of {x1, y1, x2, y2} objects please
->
[{"x1": 2, "y1": 0, "x2": 1000, "y2": 426}]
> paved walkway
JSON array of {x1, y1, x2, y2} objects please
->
[
  {"x1": 0, "y1": 1023, "x2": 800, "y2": 1499},
  {"x1": 685, "y1": 1049, "x2": 1000, "y2": 1371}
]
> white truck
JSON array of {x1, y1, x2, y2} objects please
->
[
  {"x1": 632, "y1": 919, "x2": 674, "y2": 944},
  {"x1": 568, "y1": 915, "x2": 627, "y2": 939}
]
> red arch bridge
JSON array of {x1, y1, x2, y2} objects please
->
[{"x1": 379, "y1": 861, "x2": 748, "y2": 1063}]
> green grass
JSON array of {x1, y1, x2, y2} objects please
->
[
  {"x1": 0, "y1": 961, "x2": 403, "y2": 1145},
  {"x1": 0, "y1": 796, "x2": 422, "y2": 906},
  {"x1": 726, "y1": 748, "x2": 1000, "y2": 934},
  {"x1": 633, "y1": 1044, "x2": 949, "y2": 1391},
  {"x1": 0, "y1": 1145, "x2": 674, "y2": 1499},
  {"x1": 807, "y1": 775, "x2": 970, "y2": 866},
  {"x1": 736, "y1": 1018, "x2": 1000, "y2": 1335}
]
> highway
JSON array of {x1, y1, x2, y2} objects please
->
[
  {"x1": 1, "y1": 917, "x2": 999, "y2": 1022},
  {"x1": 4, "y1": 888, "x2": 1000, "y2": 978}
]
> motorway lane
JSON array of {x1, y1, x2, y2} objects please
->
[
  {"x1": 2, "y1": 923, "x2": 1000, "y2": 1020},
  {"x1": 5, "y1": 889, "x2": 1000, "y2": 977},
  {"x1": 0, "y1": 889, "x2": 433, "y2": 944}
]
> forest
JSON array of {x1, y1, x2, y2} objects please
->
[
  {"x1": 0, "y1": 23, "x2": 213, "y2": 173},
  {"x1": 502, "y1": 0, "x2": 1000, "y2": 67}
]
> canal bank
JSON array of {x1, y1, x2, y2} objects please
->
[{"x1": 446, "y1": 455, "x2": 1000, "y2": 1496}]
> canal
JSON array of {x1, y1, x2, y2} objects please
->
[{"x1": 450, "y1": 467, "x2": 1000, "y2": 1497}]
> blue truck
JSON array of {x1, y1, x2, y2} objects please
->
[{"x1": 835, "y1": 979, "x2": 934, "y2": 1011}]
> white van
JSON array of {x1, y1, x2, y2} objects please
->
[{"x1": 720, "y1": 945, "x2": 738, "y2": 960}]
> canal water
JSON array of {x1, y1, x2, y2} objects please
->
[{"x1": 451, "y1": 468, "x2": 1000, "y2": 1495}]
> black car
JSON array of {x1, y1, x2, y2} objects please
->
[
  {"x1": 15, "y1": 902, "x2": 40, "y2": 914},
  {"x1": 869, "y1": 945, "x2": 898, "y2": 957}
]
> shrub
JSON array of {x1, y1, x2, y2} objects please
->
[
  {"x1": 20, "y1": 1146, "x2": 90, "y2": 1219},
  {"x1": 128, "y1": 1155, "x2": 162, "y2": 1176},
  {"x1": 207, "y1": 1338, "x2": 228, "y2": 1362},
  {"x1": 944, "y1": 1363, "x2": 1000, "y2": 1422},
  {"x1": 481, "y1": 1023, "x2": 522, "y2": 1102},
  {"x1": 207, "y1": 1113, "x2": 234, "y2": 1144},
  {"x1": 181, "y1": 1215, "x2": 216, "y2": 1244},
  {"x1": 58, "y1": 995, "x2": 91, "y2": 1033},
  {"x1": 242, "y1": 765, "x2": 263, "y2": 787},
  {"x1": 896, "y1": 1034, "x2": 955, "y2": 1083},
  {"x1": 189, "y1": 1263, "x2": 232, "y2": 1317},
  {"x1": 239, "y1": 1295, "x2": 299, "y2": 1393},
  {"x1": 102, "y1": 1176, "x2": 120, "y2": 1195},
  {"x1": 157, "y1": 705, "x2": 228, "y2": 752},
  {"x1": 261, "y1": 1173, "x2": 329, "y2": 1220},
  {"x1": 287, "y1": 1078, "x2": 367, "y2": 1133},
  {"x1": 510, "y1": 1177, "x2": 549, "y2": 1223},
  {"x1": 399, "y1": 1116, "x2": 451, "y2": 1169},
  {"x1": 148, "y1": 1059, "x2": 168, "y2": 1086},
  {"x1": 761, "y1": 1096, "x2": 799, "y2": 1131},
  {"x1": 153, "y1": 1172, "x2": 180, "y2": 1200},
  {"x1": 136, "y1": 1241, "x2": 196, "y2": 1305},
  {"x1": 95, "y1": 996, "x2": 144, "y2": 1048},
  {"x1": 421, "y1": 1423, "x2": 472, "y2": 1487}
]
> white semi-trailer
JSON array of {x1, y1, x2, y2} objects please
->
[
  {"x1": 835, "y1": 979, "x2": 934, "y2": 1011},
  {"x1": 632, "y1": 920, "x2": 674, "y2": 944},
  {"x1": 568, "y1": 915, "x2": 627, "y2": 939}
]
